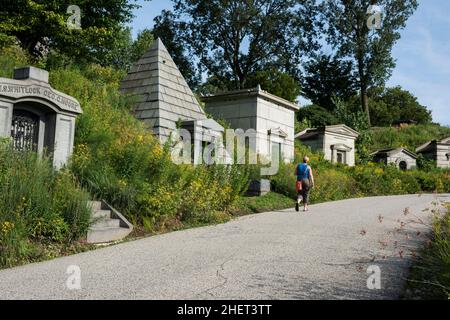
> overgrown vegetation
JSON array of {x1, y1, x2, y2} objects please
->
[
  {"x1": 403, "y1": 204, "x2": 450, "y2": 299},
  {"x1": 369, "y1": 125, "x2": 450, "y2": 153},
  {"x1": 0, "y1": 140, "x2": 92, "y2": 268},
  {"x1": 271, "y1": 143, "x2": 450, "y2": 203}
]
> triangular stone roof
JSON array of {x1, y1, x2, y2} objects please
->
[
  {"x1": 416, "y1": 137, "x2": 450, "y2": 153},
  {"x1": 295, "y1": 124, "x2": 359, "y2": 140},
  {"x1": 371, "y1": 148, "x2": 418, "y2": 159},
  {"x1": 120, "y1": 38, "x2": 206, "y2": 139}
]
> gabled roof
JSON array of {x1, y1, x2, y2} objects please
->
[
  {"x1": 295, "y1": 124, "x2": 359, "y2": 140},
  {"x1": 371, "y1": 148, "x2": 418, "y2": 159},
  {"x1": 201, "y1": 85, "x2": 300, "y2": 111},
  {"x1": 268, "y1": 127, "x2": 288, "y2": 138},
  {"x1": 324, "y1": 124, "x2": 359, "y2": 138},
  {"x1": 120, "y1": 38, "x2": 206, "y2": 135},
  {"x1": 332, "y1": 143, "x2": 353, "y2": 152},
  {"x1": 416, "y1": 137, "x2": 450, "y2": 153}
]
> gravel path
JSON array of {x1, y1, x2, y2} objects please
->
[{"x1": 0, "y1": 194, "x2": 448, "y2": 300}]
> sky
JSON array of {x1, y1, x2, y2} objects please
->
[{"x1": 129, "y1": 0, "x2": 450, "y2": 126}]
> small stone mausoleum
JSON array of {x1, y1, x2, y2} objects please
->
[
  {"x1": 0, "y1": 66, "x2": 82, "y2": 168},
  {"x1": 295, "y1": 124, "x2": 359, "y2": 166},
  {"x1": 416, "y1": 137, "x2": 450, "y2": 169},
  {"x1": 370, "y1": 148, "x2": 418, "y2": 170}
]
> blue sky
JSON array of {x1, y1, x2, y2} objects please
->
[{"x1": 129, "y1": 0, "x2": 450, "y2": 126}]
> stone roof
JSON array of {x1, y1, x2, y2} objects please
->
[
  {"x1": 0, "y1": 66, "x2": 82, "y2": 115},
  {"x1": 201, "y1": 86, "x2": 300, "y2": 112},
  {"x1": 295, "y1": 124, "x2": 359, "y2": 140},
  {"x1": 416, "y1": 137, "x2": 450, "y2": 153},
  {"x1": 120, "y1": 38, "x2": 206, "y2": 138},
  {"x1": 370, "y1": 148, "x2": 418, "y2": 159}
]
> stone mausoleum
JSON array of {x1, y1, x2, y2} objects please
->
[
  {"x1": 295, "y1": 124, "x2": 359, "y2": 166},
  {"x1": 370, "y1": 148, "x2": 418, "y2": 170},
  {"x1": 201, "y1": 86, "x2": 299, "y2": 162},
  {"x1": 416, "y1": 137, "x2": 450, "y2": 169},
  {"x1": 0, "y1": 66, "x2": 82, "y2": 168}
]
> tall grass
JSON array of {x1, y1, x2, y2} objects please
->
[
  {"x1": 0, "y1": 140, "x2": 91, "y2": 268},
  {"x1": 404, "y1": 204, "x2": 450, "y2": 299},
  {"x1": 370, "y1": 125, "x2": 450, "y2": 153}
]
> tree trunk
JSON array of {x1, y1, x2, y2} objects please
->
[
  {"x1": 360, "y1": 85, "x2": 371, "y2": 127},
  {"x1": 357, "y1": 54, "x2": 371, "y2": 127}
]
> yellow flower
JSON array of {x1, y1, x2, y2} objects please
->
[
  {"x1": 1, "y1": 221, "x2": 15, "y2": 234},
  {"x1": 374, "y1": 168, "x2": 384, "y2": 174}
]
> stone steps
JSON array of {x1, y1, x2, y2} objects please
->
[{"x1": 87, "y1": 201, "x2": 133, "y2": 244}]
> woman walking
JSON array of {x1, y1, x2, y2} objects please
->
[{"x1": 295, "y1": 156, "x2": 315, "y2": 212}]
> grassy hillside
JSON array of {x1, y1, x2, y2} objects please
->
[{"x1": 369, "y1": 124, "x2": 450, "y2": 153}]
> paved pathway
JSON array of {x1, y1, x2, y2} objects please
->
[{"x1": 0, "y1": 194, "x2": 448, "y2": 300}]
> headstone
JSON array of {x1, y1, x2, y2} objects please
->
[
  {"x1": 246, "y1": 179, "x2": 271, "y2": 196},
  {"x1": 0, "y1": 66, "x2": 82, "y2": 168}
]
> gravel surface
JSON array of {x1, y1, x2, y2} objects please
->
[{"x1": 0, "y1": 194, "x2": 448, "y2": 300}]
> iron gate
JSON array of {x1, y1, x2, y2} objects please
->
[{"x1": 10, "y1": 110, "x2": 39, "y2": 152}]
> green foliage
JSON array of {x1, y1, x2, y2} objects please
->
[
  {"x1": 0, "y1": 0, "x2": 140, "y2": 67},
  {"x1": 0, "y1": 142, "x2": 91, "y2": 268},
  {"x1": 369, "y1": 124, "x2": 450, "y2": 153},
  {"x1": 271, "y1": 142, "x2": 450, "y2": 203},
  {"x1": 297, "y1": 104, "x2": 340, "y2": 127},
  {"x1": 129, "y1": 29, "x2": 155, "y2": 68},
  {"x1": 246, "y1": 69, "x2": 301, "y2": 102},
  {"x1": 322, "y1": 0, "x2": 419, "y2": 123},
  {"x1": 40, "y1": 57, "x2": 250, "y2": 233},
  {"x1": 301, "y1": 54, "x2": 357, "y2": 111},
  {"x1": 170, "y1": 0, "x2": 320, "y2": 89},
  {"x1": 370, "y1": 86, "x2": 432, "y2": 126},
  {"x1": 404, "y1": 204, "x2": 450, "y2": 299},
  {"x1": 0, "y1": 45, "x2": 30, "y2": 78}
]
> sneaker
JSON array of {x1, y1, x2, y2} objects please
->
[{"x1": 295, "y1": 202, "x2": 299, "y2": 212}]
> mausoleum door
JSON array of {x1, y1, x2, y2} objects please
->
[{"x1": 11, "y1": 109, "x2": 39, "y2": 152}]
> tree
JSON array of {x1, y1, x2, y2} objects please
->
[
  {"x1": 302, "y1": 54, "x2": 357, "y2": 111},
  {"x1": 322, "y1": 0, "x2": 418, "y2": 126},
  {"x1": 0, "y1": 0, "x2": 140, "y2": 66},
  {"x1": 370, "y1": 86, "x2": 432, "y2": 126},
  {"x1": 245, "y1": 69, "x2": 301, "y2": 102},
  {"x1": 152, "y1": 10, "x2": 200, "y2": 88},
  {"x1": 130, "y1": 29, "x2": 155, "y2": 65},
  {"x1": 171, "y1": 0, "x2": 320, "y2": 90},
  {"x1": 297, "y1": 104, "x2": 340, "y2": 127}
]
